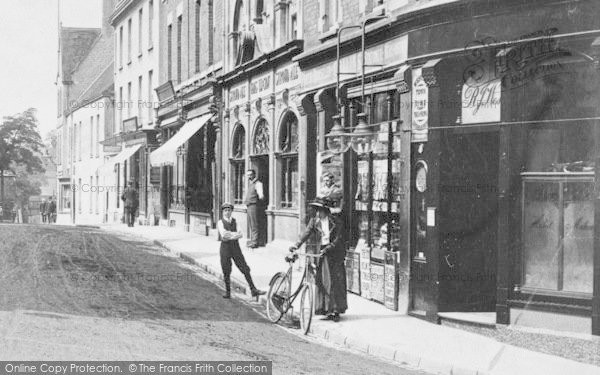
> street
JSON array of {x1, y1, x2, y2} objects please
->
[{"x1": 0, "y1": 224, "x2": 426, "y2": 374}]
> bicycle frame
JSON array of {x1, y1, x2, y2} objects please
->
[{"x1": 277, "y1": 252, "x2": 321, "y2": 320}]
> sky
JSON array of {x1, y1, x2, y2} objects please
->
[{"x1": 0, "y1": 0, "x2": 102, "y2": 140}]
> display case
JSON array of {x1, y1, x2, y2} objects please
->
[
  {"x1": 521, "y1": 172, "x2": 594, "y2": 296},
  {"x1": 353, "y1": 121, "x2": 403, "y2": 308}
]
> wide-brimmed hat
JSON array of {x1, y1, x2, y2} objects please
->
[
  {"x1": 308, "y1": 197, "x2": 334, "y2": 210},
  {"x1": 221, "y1": 202, "x2": 234, "y2": 210}
]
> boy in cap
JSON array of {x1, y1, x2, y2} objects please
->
[{"x1": 218, "y1": 202, "x2": 265, "y2": 299}]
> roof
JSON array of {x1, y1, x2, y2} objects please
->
[
  {"x1": 65, "y1": 24, "x2": 115, "y2": 115},
  {"x1": 59, "y1": 27, "x2": 101, "y2": 83}
]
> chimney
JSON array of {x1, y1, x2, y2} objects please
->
[{"x1": 102, "y1": 0, "x2": 116, "y2": 33}]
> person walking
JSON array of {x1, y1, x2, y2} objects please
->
[
  {"x1": 121, "y1": 180, "x2": 139, "y2": 227},
  {"x1": 290, "y1": 197, "x2": 347, "y2": 322},
  {"x1": 40, "y1": 199, "x2": 47, "y2": 223},
  {"x1": 243, "y1": 169, "x2": 264, "y2": 248},
  {"x1": 218, "y1": 202, "x2": 265, "y2": 300},
  {"x1": 47, "y1": 197, "x2": 57, "y2": 224}
]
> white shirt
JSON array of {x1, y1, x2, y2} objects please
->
[
  {"x1": 218, "y1": 218, "x2": 242, "y2": 240},
  {"x1": 318, "y1": 217, "x2": 330, "y2": 245},
  {"x1": 253, "y1": 179, "x2": 264, "y2": 200}
]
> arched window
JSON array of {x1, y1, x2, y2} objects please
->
[
  {"x1": 278, "y1": 112, "x2": 298, "y2": 208},
  {"x1": 252, "y1": 118, "x2": 270, "y2": 155},
  {"x1": 230, "y1": 125, "x2": 246, "y2": 204}
]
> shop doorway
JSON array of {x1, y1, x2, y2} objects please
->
[
  {"x1": 438, "y1": 131, "x2": 498, "y2": 312},
  {"x1": 250, "y1": 155, "x2": 269, "y2": 246}
]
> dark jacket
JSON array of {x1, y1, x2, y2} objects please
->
[
  {"x1": 295, "y1": 214, "x2": 344, "y2": 260},
  {"x1": 47, "y1": 201, "x2": 56, "y2": 214},
  {"x1": 121, "y1": 187, "x2": 139, "y2": 209}
]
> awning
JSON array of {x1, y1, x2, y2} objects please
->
[
  {"x1": 96, "y1": 143, "x2": 143, "y2": 174},
  {"x1": 149, "y1": 113, "x2": 212, "y2": 166}
]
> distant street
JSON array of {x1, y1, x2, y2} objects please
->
[{"x1": 0, "y1": 224, "x2": 427, "y2": 374}]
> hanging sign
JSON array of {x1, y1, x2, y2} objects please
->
[
  {"x1": 412, "y1": 68, "x2": 428, "y2": 142},
  {"x1": 461, "y1": 79, "x2": 501, "y2": 124}
]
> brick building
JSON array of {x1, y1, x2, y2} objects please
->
[{"x1": 151, "y1": 0, "x2": 224, "y2": 233}]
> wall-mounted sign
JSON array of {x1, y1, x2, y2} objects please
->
[
  {"x1": 249, "y1": 72, "x2": 272, "y2": 100},
  {"x1": 229, "y1": 82, "x2": 247, "y2": 106},
  {"x1": 275, "y1": 63, "x2": 300, "y2": 91},
  {"x1": 462, "y1": 79, "x2": 501, "y2": 124},
  {"x1": 412, "y1": 68, "x2": 428, "y2": 142}
]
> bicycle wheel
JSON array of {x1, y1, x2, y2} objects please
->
[
  {"x1": 266, "y1": 272, "x2": 289, "y2": 323},
  {"x1": 299, "y1": 284, "x2": 313, "y2": 335}
]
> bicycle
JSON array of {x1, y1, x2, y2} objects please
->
[{"x1": 266, "y1": 250, "x2": 322, "y2": 335}]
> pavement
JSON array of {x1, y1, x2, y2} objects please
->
[{"x1": 99, "y1": 223, "x2": 600, "y2": 375}]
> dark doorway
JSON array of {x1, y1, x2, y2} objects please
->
[
  {"x1": 250, "y1": 155, "x2": 269, "y2": 246},
  {"x1": 438, "y1": 131, "x2": 499, "y2": 312}
]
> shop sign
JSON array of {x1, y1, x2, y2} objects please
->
[
  {"x1": 462, "y1": 79, "x2": 501, "y2": 124},
  {"x1": 229, "y1": 82, "x2": 247, "y2": 106},
  {"x1": 412, "y1": 68, "x2": 428, "y2": 142},
  {"x1": 275, "y1": 63, "x2": 300, "y2": 91},
  {"x1": 249, "y1": 72, "x2": 272, "y2": 100}
]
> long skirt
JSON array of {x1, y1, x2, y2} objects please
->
[{"x1": 314, "y1": 254, "x2": 348, "y2": 315}]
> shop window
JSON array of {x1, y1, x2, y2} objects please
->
[
  {"x1": 230, "y1": 125, "x2": 246, "y2": 204},
  {"x1": 278, "y1": 112, "x2": 298, "y2": 208},
  {"x1": 522, "y1": 179, "x2": 593, "y2": 294},
  {"x1": 526, "y1": 124, "x2": 593, "y2": 172}
]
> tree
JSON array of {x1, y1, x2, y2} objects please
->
[{"x1": 0, "y1": 108, "x2": 45, "y2": 211}]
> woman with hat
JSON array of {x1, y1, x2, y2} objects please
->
[
  {"x1": 218, "y1": 202, "x2": 265, "y2": 300},
  {"x1": 290, "y1": 197, "x2": 347, "y2": 322}
]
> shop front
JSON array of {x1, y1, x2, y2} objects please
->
[
  {"x1": 405, "y1": 3, "x2": 600, "y2": 334},
  {"x1": 295, "y1": 28, "x2": 411, "y2": 312},
  {"x1": 220, "y1": 58, "x2": 304, "y2": 245}
]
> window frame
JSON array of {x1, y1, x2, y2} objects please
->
[
  {"x1": 230, "y1": 124, "x2": 246, "y2": 205},
  {"x1": 277, "y1": 112, "x2": 299, "y2": 209}
]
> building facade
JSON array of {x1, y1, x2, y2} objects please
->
[
  {"x1": 108, "y1": 0, "x2": 160, "y2": 225},
  {"x1": 151, "y1": 0, "x2": 224, "y2": 234},
  {"x1": 56, "y1": 0, "x2": 116, "y2": 225},
  {"x1": 296, "y1": 0, "x2": 600, "y2": 335},
  {"x1": 219, "y1": 0, "x2": 305, "y2": 245}
]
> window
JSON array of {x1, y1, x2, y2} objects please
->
[
  {"x1": 522, "y1": 180, "x2": 594, "y2": 294},
  {"x1": 195, "y1": 0, "x2": 201, "y2": 73},
  {"x1": 148, "y1": 70, "x2": 154, "y2": 124},
  {"x1": 90, "y1": 116, "x2": 94, "y2": 158},
  {"x1": 230, "y1": 125, "x2": 245, "y2": 204},
  {"x1": 119, "y1": 26, "x2": 123, "y2": 67},
  {"x1": 138, "y1": 75, "x2": 143, "y2": 122},
  {"x1": 138, "y1": 8, "x2": 143, "y2": 56},
  {"x1": 118, "y1": 86, "x2": 123, "y2": 132},
  {"x1": 290, "y1": 13, "x2": 298, "y2": 40},
  {"x1": 78, "y1": 122, "x2": 82, "y2": 161},
  {"x1": 96, "y1": 115, "x2": 100, "y2": 157},
  {"x1": 320, "y1": 0, "x2": 340, "y2": 33},
  {"x1": 95, "y1": 175, "x2": 100, "y2": 214},
  {"x1": 149, "y1": 0, "x2": 154, "y2": 48},
  {"x1": 127, "y1": 18, "x2": 132, "y2": 63},
  {"x1": 167, "y1": 24, "x2": 172, "y2": 81},
  {"x1": 89, "y1": 176, "x2": 93, "y2": 213},
  {"x1": 177, "y1": 16, "x2": 182, "y2": 83},
  {"x1": 278, "y1": 112, "x2": 298, "y2": 208},
  {"x1": 78, "y1": 178, "x2": 82, "y2": 213},
  {"x1": 127, "y1": 82, "x2": 132, "y2": 119}
]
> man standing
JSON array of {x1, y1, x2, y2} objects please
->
[
  {"x1": 40, "y1": 199, "x2": 47, "y2": 223},
  {"x1": 243, "y1": 169, "x2": 264, "y2": 248},
  {"x1": 218, "y1": 202, "x2": 265, "y2": 299},
  {"x1": 121, "y1": 180, "x2": 139, "y2": 227},
  {"x1": 47, "y1": 197, "x2": 57, "y2": 224}
]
